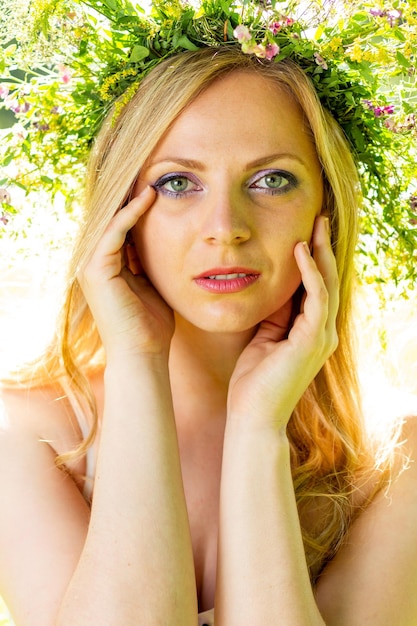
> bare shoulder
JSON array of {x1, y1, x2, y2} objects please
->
[
  {"x1": 0, "y1": 382, "x2": 82, "y2": 459},
  {"x1": 315, "y1": 414, "x2": 417, "y2": 625},
  {"x1": 0, "y1": 383, "x2": 93, "y2": 625}
]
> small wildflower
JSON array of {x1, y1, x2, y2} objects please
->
[
  {"x1": 365, "y1": 101, "x2": 395, "y2": 118},
  {"x1": 0, "y1": 189, "x2": 11, "y2": 205},
  {"x1": 0, "y1": 85, "x2": 9, "y2": 99},
  {"x1": 348, "y1": 40, "x2": 363, "y2": 62},
  {"x1": 265, "y1": 42, "x2": 280, "y2": 60},
  {"x1": 328, "y1": 37, "x2": 342, "y2": 52},
  {"x1": 233, "y1": 25, "x2": 252, "y2": 43},
  {"x1": 0, "y1": 215, "x2": 8, "y2": 226},
  {"x1": 33, "y1": 121, "x2": 50, "y2": 131},
  {"x1": 384, "y1": 118, "x2": 397, "y2": 131},
  {"x1": 8, "y1": 100, "x2": 30, "y2": 114},
  {"x1": 57, "y1": 63, "x2": 71, "y2": 84},
  {"x1": 241, "y1": 41, "x2": 265, "y2": 57},
  {"x1": 369, "y1": 8, "x2": 385, "y2": 17},
  {"x1": 314, "y1": 52, "x2": 328, "y2": 70},
  {"x1": 269, "y1": 21, "x2": 281, "y2": 35},
  {"x1": 386, "y1": 9, "x2": 401, "y2": 26},
  {"x1": 284, "y1": 17, "x2": 294, "y2": 26}
]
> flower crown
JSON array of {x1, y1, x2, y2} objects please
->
[{"x1": 1, "y1": 0, "x2": 416, "y2": 286}]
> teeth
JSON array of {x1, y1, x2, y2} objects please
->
[{"x1": 208, "y1": 273, "x2": 248, "y2": 280}]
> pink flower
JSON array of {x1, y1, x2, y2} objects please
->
[
  {"x1": 0, "y1": 85, "x2": 9, "y2": 99},
  {"x1": 269, "y1": 21, "x2": 282, "y2": 35},
  {"x1": 265, "y1": 43, "x2": 280, "y2": 60},
  {"x1": 314, "y1": 52, "x2": 328, "y2": 70},
  {"x1": 233, "y1": 25, "x2": 252, "y2": 43},
  {"x1": 0, "y1": 189, "x2": 11, "y2": 205},
  {"x1": 58, "y1": 63, "x2": 72, "y2": 84}
]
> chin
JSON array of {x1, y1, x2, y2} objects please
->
[{"x1": 174, "y1": 305, "x2": 273, "y2": 335}]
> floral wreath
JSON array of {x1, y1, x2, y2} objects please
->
[{"x1": 0, "y1": 0, "x2": 416, "y2": 285}]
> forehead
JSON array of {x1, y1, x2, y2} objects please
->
[{"x1": 150, "y1": 70, "x2": 319, "y2": 167}]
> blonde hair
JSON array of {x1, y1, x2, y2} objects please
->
[{"x1": 10, "y1": 47, "x2": 387, "y2": 579}]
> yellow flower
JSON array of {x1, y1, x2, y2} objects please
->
[
  {"x1": 328, "y1": 37, "x2": 342, "y2": 52},
  {"x1": 348, "y1": 40, "x2": 363, "y2": 63}
]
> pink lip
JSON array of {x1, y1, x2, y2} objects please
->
[{"x1": 194, "y1": 267, "x2": 261, "y2": 294}]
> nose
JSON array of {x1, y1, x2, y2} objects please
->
[{"x1": 202, "y1": 189, "x2": 252, "y2": 245}]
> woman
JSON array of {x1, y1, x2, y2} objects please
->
[{"x1": 0, "y1": 47, "x2": 416, "y2": 626}]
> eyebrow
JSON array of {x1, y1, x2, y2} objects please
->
[{"x1": 147, "y1": 152, "x2": 308, "y2": 171}]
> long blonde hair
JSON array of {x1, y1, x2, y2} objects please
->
[{"x1": 10, "y1": 47, "x2": 385, "y2": 579}]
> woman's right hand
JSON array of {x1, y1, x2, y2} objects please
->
[{"x1": 78, "y1": 186, "x2": 174, "y2": 359}]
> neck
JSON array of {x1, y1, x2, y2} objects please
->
[{"x1": 168, "y1": 315, "x2": 256, "y2": 425}]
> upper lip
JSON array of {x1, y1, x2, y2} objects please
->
[{"x1": 194, "y1": 267, "x2": 260, "y2": 279}]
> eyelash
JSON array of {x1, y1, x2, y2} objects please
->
[
  {"x1": 152, "y1": 173, "x2": 201, "y2": 199},
  {"x1": 248, "y1": 169, "x2": 298, "y2": 195},
  {"x1": 152, "y1": 169, "x2": 298, "y2": 199}
]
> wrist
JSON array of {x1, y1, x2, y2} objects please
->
[{"x1": 225, "y1": 408, "x2": 292, "y2": 439}]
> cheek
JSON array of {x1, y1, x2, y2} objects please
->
[{"x1": 131, "y1": 214, "x2": 160, "y2": 274}]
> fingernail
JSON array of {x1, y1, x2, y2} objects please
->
[
  {"x1": 324, "y1": 216, "x2": 331, "y2": 236},
  {"x1": 302, "y1": 241, "x2": 311, "y2": 255}
]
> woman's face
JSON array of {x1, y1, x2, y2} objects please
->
[{"x1": 132, "y1": 71, "x2": 323, "y2": 334}]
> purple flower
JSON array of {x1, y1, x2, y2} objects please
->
[
  {"x1": 364, "y1": 101, "x2": 395, "y2": 117},
  {"x1": 314, "y1": 52, "x2": 328, "y2": 70},
  {"x1": 33, "y1": 121, "x2": 50, "y2": 132},
  {"x1": 386, "y1": 9, "x2": 401, "y2": 26},
  {"x1": 369, "y1": 8, "x2": 385, "y2": 17},
  {"x1": 233, "y1": 25, "x2": 252, "y2": 43}
]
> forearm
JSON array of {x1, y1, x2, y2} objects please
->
[
  {"x1": 215, "y1": 423, "x2": 325, "y2": 626},
  {"x1": 58, "y1": 357, "x2": 197, "y2": 625}
]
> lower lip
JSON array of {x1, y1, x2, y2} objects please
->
[{"x1": 194, "y1": 274, "x2": 260, "y2": 293}]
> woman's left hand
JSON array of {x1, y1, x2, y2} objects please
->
[{"x1": 227, "y1": 215, "x2": 339, "y2": 432}]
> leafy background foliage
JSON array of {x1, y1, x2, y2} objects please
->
[{"x1": 0, "y1": 0, "x2": 416, "y2": 293}]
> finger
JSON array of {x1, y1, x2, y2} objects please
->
[
  {"x1": 310, "y1": 215, "x2": 339, "y2": 330},
  {"x1": 293, "y1": 238, "x2": 329, "y2": 334},
  {"x1": 94, "y1": 185, "x2": 156, "y2": 258}
]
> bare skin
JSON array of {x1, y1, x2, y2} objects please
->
[{"x1": 1, "y1": 72, "x2": 417, "y2": 626}]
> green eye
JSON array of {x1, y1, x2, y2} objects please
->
[
  {"x1": 263, "y1": 173, "x2": 286, "y2": 189},
  {"x1": 249, "y1": 169, "x2": 298, "y2": 195},
  {"x1": 153, "y1": 173, "x2": 201, "y2": 198},
  {"x1": 165, "y1": 176, "x2": 190, "y2": 192}
]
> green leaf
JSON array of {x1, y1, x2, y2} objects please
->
[
  {"x1": 396, "y1": 51, "x2": 410, "y2": 69},
  {"x1": 129, "y1": 45, "x2": 150, "y2": 62},
  {"x1": 175, "y1": 35, "x2": 199, "y2": 51}
]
